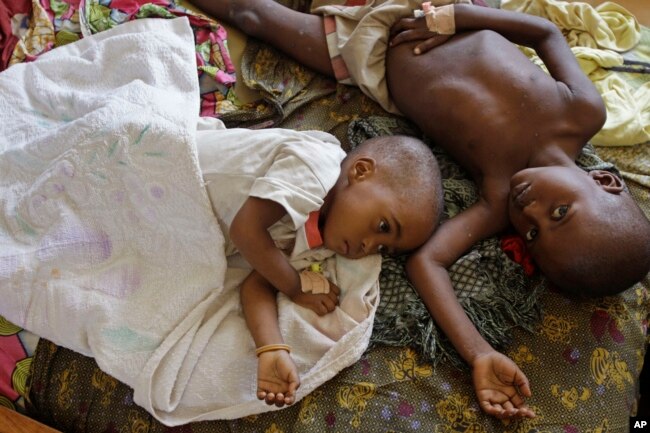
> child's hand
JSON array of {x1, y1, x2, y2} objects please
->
[
  {"x1": 389, "y1": 17, "x2": 452, "y2": 54},
  {"x1": 471, "y1": 351, "x2": 536, "y2": 419},
  {"x1": 257, "y1": 349, "x2": 300, "y2": 407},
  {"x1": 290, "y1": 281, "x2": 340, "y2": 316}
]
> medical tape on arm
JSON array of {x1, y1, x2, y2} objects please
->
[
  {"x1": 416, "y1": 2, "x2": 456, "y2": 35},
  {"x1": 299, "y1": 269, "x2": 330, "y2": 294}
]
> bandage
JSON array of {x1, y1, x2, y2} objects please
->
[
  {"x1": 299, "y1": 270, "x2": 330, "y2": 294},
  {"x1": 414, "y1": 2, "x2": 456, "y2": 35},
  {"x1": 255, "y1": 344, "x2": 292, "y2": 357},
  {"x1": 415, "y1": 0, "x2": 469, "y2": 10}
]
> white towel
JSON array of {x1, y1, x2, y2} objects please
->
[{"x1": 0, "y1": 17, "x2": 380, "y2": 425}]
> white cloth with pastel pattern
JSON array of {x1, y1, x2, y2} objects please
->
[{"x1": 0, "y1": 17, "x2": 380, "y2": 425}]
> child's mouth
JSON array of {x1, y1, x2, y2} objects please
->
[{"x1": 511, "y1": 182, "x2": 532, "y2": 207}]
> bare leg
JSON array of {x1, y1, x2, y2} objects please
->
[{"x1": 191, "y1": 0, "x2": 335, "y2": 76}]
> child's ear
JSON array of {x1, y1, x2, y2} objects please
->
[
  {"x1": 349, "y1": 157, "x2": 376, "y2": 183},
  {"x1": 589, "y1": 170, "x2": 624, "y2": 193}
]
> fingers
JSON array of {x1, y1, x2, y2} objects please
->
[
  {"x1": 328, "y1": 281, "x2": 341, "y2": 296},
  {"x1": 508, "y1": 391, "x2": 526, "y2": 408},
  {"x1": 257, "y1": 390, "x2": 291, "y2": 407},
  {"x1": 480, "y1": 400, "x2": 507, "y2": 418},
  {"x1": 284, "y1": 373, "x2": 300, "y2": 405},
  {"x1": 257, "y1": 384, "x2": 300, "y2": 407},
  {"x1": 274, "y1": 392, "x2": 286, "y2": 407},
  {"x1": 519, "y1": 406, "x2": 536, "y2": 418},
  {"x1": 327, "y1": 282, "x2": 340, "y2": 304},
  {"x1": 515, "y1": 373, "x2": 532, "y2": 398},
  {"x1": 390, "y1": 29, "x2": 432, "y2": 48},
  {"x1": 389, "y1": 17, "x2": 417, "y2": 36},
  {"x1": 413, "y1": 35, "x2": 452, "y2": 55},
  {"x1": 480, "y1": 400, "x2": 535, "y2": 419},
  {"x1": 327, "y1": 286, "x2": 339, "y2": 304},
  {"x1": 501, "y1": 401, "x2": 516, "y2": 417},
  {"x1": 479, "y1": 401, "x2": 516, "y2": 420},
  {"x1": 313, "y1": 295, "x2": 335, "y2": 316},
  {"x1": 314, "y1": 284, "x2": 340, "y2": 315}
]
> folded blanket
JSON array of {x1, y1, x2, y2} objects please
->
[{"x1": 0, "y1": 17, "x2": 380, "y2": 425}]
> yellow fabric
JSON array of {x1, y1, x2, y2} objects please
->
[
  {"x1": 592, "y1": 79, "x2": 650, "y2": 146},
  {"x1": 501, "y1": 0, "x2": 639, "y2": 49},
  {"x1": 502, "y1": 0, "x2": 649, "y2": 146}
]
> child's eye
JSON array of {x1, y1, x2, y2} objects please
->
[
  {"x1": 377, "y1": 244, "x2": 387, "y2": 254},
  {"x1": 551, "y1": 205, "x2": 569, "y2": 220},
  {"x1": 525, "y1": 227, "x2": 538, "y2": 242},
  {"x1": 378, "y1": 220, "x2": 390, "y2": 233}
]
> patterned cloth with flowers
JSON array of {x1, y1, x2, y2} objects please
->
[
  {"x1": 1, "y1": 0, "x2": 649, "y2": 431},
  {"x1": 0, "y1": 0, "x2": 238, "y2": 117}
]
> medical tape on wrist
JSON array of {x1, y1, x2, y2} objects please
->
[
  {"x1": 421, "y1": 2, "x2": 456, "y2": 35},
  {"x1": 299, "y1": 270, "x2": 330, "y2": 294}
]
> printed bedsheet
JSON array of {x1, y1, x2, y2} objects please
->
[{"x1": 1, "y1": 0, "x2": 648, "y2": 431}]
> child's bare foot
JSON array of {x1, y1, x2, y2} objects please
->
[{"x1": 257, "y1": 349, "x2": 300, "y2": 407}]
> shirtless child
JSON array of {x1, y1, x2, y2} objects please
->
[{"x1": 193, "y1": 0, "x2": 650, "y2": 419}]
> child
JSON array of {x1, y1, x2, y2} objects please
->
[
  {"x1": 192, "y1": 0, "x2": 650, "y2": 419},
  {"x1": 196, "y1": 119, "x2": 443, "y2": 407}
]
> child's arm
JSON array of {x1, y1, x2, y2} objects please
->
[
  {"x1": 231, "y1": 196, "x2": 340, "y2": 315},
  {"x1": 240, "y1": 270, "x2": 300, "y2": 406},
  {"x1": 391, "y1": 5, "x2": 605, "y2": 135},
  {"x1": 230, "y1": 196, "x2": 302, "y2": 299},
  {"x1": 406, "y1": 191, "x2": 535, "y2": 419}
]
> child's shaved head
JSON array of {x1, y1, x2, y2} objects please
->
[
  {"x1": 350, "y1": 135, "x2": 444, "y2": 233},
  {"x1": 541, "y1": 194, "x2": 650, "y2": 297}
]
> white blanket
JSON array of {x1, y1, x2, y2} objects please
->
[{"x1": 0, "y1": 18, "x2": 380, "y2": 425}]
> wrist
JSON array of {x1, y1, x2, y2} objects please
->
[
  {"x1": 466, "y1": 345, "x2": 497, "y2": 368},
  {"x1": 278, "y1": 269, "x2": 302, "y2": 299},
  {"x1": 453, "y1": 332, "x2": 495, "y2": 367}
]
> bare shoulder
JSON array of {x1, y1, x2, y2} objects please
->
[{"x1": 555, "y1": 78, "x2": 606, "y2": 140}]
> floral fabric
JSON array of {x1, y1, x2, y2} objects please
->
[
  {"x1": 0, "y1": 317, "x2": 37, "y2": 412},
  {"x1": 0, "y1": 0, "x2": 648, "y2": 431},
  {"x1": 23, "y1": 26, "x2": 650, "y2": 433},
  {"x1": 0, "y1": 0, "x2": 238, "y2": 117}
]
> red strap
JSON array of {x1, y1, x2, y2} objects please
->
[{"x1": 305, "y1": 211, "x2": 323, "y2": 249}]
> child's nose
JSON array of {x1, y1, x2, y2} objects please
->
[
  {"x1": 361, "y1": 237, "x2": 376, "y2": 255},
  {"x1": 521, "y1": 200, "x2": 542, "y2": 221},
  {"x1": 521, "y1": 200, "x2": 552, "y2": 230},
  {"x1": 361, "y1": 239, "x2": 370, "y2": 255}
]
